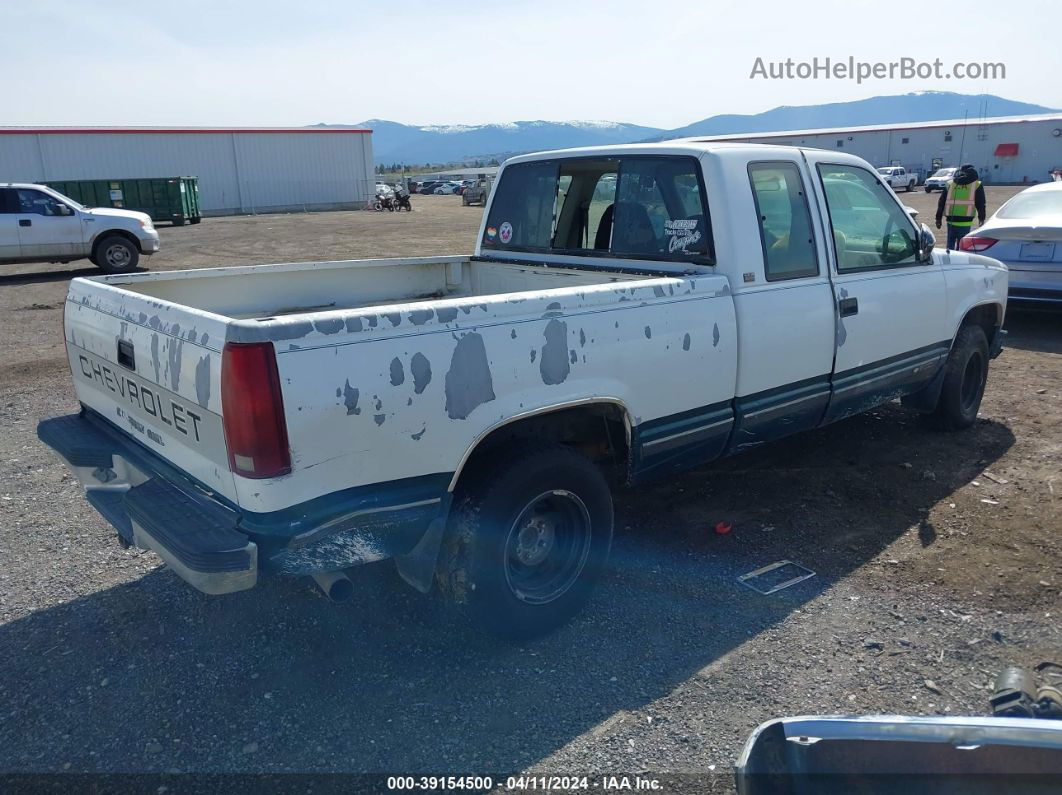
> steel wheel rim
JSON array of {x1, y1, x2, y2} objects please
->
[
  {"x1": 960, "y1": 351, "x2": 985, "y2": 412},
  {"x1": 105, "y1": 244, "x2": 130, "y2": 267},
  {"x1": 503, "y1": 490, "x2": 592, "y2": 605}
]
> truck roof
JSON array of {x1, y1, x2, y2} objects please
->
[{"x1": 502, "y1": 140, "x2": 867, "y2": 166}]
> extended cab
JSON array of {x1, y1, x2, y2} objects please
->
[
  {"x1": 38, "y1": 143, "x2": 1007, "y2": 638},
  {"x1": 877, "y1": 166, "x2": 918, "y2": 192},
  {"x1": 0, "y1": 183, "x2": 159, "y2": 273}
]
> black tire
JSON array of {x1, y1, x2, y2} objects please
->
[
  {"x1": 924, "y1": 186, "x2": 932, "y2": 193},
  {"x1": 189, "y1": 216, "x2": 202, "y2": 225},
  {"x1": 92, "y1": 235, "x2": 139, "y2": 274},
  {"x1": 462, "y1": 193, "x2": 470, "y2": 206},
  {"x1": 932, "y1": 326, "x2": 990, "y2": 430},
  {"x1": 438, "y1": 443, "x2": 613, "y2": 639}
]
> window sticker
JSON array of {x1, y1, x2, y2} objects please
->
[
  {"x1": 664, "y1": 219, "x2": 702, "y2": 254},
  {"x1": 485, "y1": 226, "x2": 497, "y2": 241},
  {"x1": 499, "y1": 221, "x2": 513, "y2": 244}
]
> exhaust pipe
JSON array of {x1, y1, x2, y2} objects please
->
[{"x1": 312, "y1": 570, "x2": 354, "y2": 603}]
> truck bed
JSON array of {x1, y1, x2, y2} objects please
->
[
  {"x1": 105, "y1": 255, "x2": 653, "y2": 320},
  {"x1": 65, "y1": 254, "x2": 731, "y2": 518}
]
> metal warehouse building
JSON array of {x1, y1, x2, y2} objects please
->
[
  {"x1": 698, "y1": 113, "x2": 1062, "y2": 185},
  {"x1": 0, "y1": 127, "x2": 374, "y2": 216}
]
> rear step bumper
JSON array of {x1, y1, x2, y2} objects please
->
[{"x1": 37, "y1": 412, "x2": 256, "y2": 594}]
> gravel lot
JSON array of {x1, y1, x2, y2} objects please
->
[{"x1": 1, "y1": 190, "x2": 1059, "y2": 789}]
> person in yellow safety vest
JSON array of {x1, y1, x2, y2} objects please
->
[{"x1": 935, "y1": 163, "x2": 986, "y2": 251}]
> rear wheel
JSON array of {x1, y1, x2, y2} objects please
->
[
  {"x1": 438, "y1": 443, "x2": 613, "y2": 639},
  {"x1": 189, "y1": 216, "x2": 202, "y2": 225},
  {"x1": 92, "y1": 235, "x2": 139, "y2": 274},
  {"x1": 931, "y1": 326, "x2": 989, "y2": 430}
]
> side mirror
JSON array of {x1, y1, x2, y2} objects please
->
[
  {"x1": 56, "y1": 203, "x2": 74, "y2": 216},
  {"x1": 917, "y1": 222, "x2": 936, "y2": 262}
]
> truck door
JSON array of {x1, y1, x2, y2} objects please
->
[
  {"x1": 803, "y1": 154, "x2": 950, "y2": 423},
  {"x1": 14, "y1": 188, "x2": 84, "y2": 258},
  {"x1": 0, "y1": 188, "x2": 21, "y2": 259},
  {"x1": 725, "y1": 159, "x2": 836, "y2": 453}
]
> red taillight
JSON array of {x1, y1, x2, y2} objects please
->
[
  {"x1": 221, "y1": 342, "x2": 291, "y2": 479},
  {"x1": 959, "y1": 236, "x2": 998, "y2": 252}
]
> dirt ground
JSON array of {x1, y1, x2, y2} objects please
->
[{"x1": 0, "y1": 190, "x2": 1059, "y2": 789}]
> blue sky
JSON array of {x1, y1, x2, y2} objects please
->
[{"x1": 4, "y1": 0, "x2": 1058, "y2": 128}]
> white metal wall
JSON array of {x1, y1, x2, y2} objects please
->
[
  {"x1": 713, "y1": 118, "x2": 1062, "y2": 184},
  {"x1": 0, "y1": 130, "x2": 374, "y2": 215}
]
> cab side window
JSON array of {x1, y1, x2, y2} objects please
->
[
  {"x1": 0, "y1": 188, "x2": 19, "y2": 214},
  {"x1": 748, "y1": 162, "x2": 818, "y2": 281},
  {"x1": 16, "y1": 189, "x2": 63, "y2": 217},
  {"x1": 817, "y1": 164, "x2": 919, "y2": 271}
]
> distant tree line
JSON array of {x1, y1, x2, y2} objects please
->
[{"x1": 374, "y1": 157, "x2": 501, "y2": 175}]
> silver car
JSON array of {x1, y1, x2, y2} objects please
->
[
  {"x1": 960, "y1": 181, "x2": 1062, "y2": 306},
  {"x1": 923, "y1": 167, "x2": 957, "y2": 193}
]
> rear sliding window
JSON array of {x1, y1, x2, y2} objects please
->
[{"x1": 483, "y1": 155, "x2": 713, "y2": 263}]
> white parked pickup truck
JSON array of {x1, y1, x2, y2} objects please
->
[
  {"x1": 1, "y1": 183, "x2": 160, "y2": 273},
  {"x1": 38, "y1": 142, "x2": 1008, "y2": 638},
  {"x1": 876, "y1": 166, "x2": 918, "y2": 192}
]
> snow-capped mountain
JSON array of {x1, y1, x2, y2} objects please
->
[
  {"x1": 309, "y1": 119, "x2": 664, "y2": 164},
  {"x1": 312, "y1": 93, "x2": 1057, "y2": 165}
]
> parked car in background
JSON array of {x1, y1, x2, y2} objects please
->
[
  {"x1": 924, "y1": 167, "x2": 958, "y2": 192},
  {"x1": 876, "y1": 166, "x2": 918, "y2": 192},
  {"x1": 462, "y1": 177, "x2": 493, "y2": 206},
  {"x1": 418, "y1": 181, "x2": 442, "y2": 195},
  {"x1": 0, "y1": 183, "x2": 159, "y2": 273},
  {"x1": 433, "y1": 182, "x2": 460, "y2": 195},
  {"x1": 961, "y1": 180, "x2": 1062, "y2": 306},
  {"x1": 38, "y1": 142, "x2": 1006, "y2": 639}
]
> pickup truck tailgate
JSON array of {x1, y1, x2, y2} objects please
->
[{"x1": 61, "y1": 275, "x2": 236, "y2": 502}]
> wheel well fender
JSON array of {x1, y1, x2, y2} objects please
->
[
  {"x1": 92, "y1": 229, "x2": 142, "y2": 255},
  {"x1": 955, "y1": 302, "x2": 1002, "y2": 350},
  {"x1": 448, "y1": 399, "x2": 634, "y2": 496}
]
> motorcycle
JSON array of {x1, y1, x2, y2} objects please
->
[
  {"x1": 393, "y1": 189, "x2": 412, "y2": 212},
  {"x1": 373, "y1": 192, "x2": 396, "y2": 212}
]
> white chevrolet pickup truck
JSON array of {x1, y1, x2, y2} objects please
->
[{"x1": 38, "y1": 142, "x2": 1008, "y2": 638}]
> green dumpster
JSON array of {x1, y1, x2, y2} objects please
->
[{"x1": 44, "y1": 177, "x2": 202, "y2": 226}]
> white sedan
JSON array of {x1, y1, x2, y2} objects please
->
[
  {"x1": 959, "y1": 181, "x2": 1062, "y2": 306},
  {"x1": 433, "y1": 182, "x2": 460, "y2": 195}
]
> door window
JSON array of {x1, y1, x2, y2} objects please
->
[
  {"x1": 16, "y1": 189, "x2": 65, "y2": 216},
  {"x1": 748, "y1": 162, "x2": 818, "y2": 281},
  {"x1": 816, "y1": 164, "x2": 919, "y2": 271}
]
